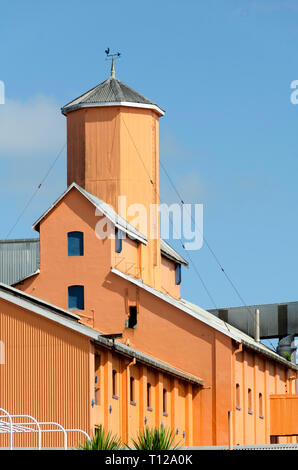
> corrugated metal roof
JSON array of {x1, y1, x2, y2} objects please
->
[
  {"x1": 160, "y1": 239, "x2": 188, "y2": 266},
  {"x1": 61, "y1": 76, "x2": 165, "y2": 116},
  {"x1": 0, "y1": 282, "x2": 202, "y2": 385},
  {"x1": 111, "y1": 268, "x2": 298, "y2": 370},
  {"x1": 0, "y1": 239, "x2": 40, "y2": 286}
]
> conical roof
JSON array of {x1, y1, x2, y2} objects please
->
[{"x1": 61, "y1": 76, "x2": 164, "y2": 116}]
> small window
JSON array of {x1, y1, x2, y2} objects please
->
[
  {"x1": 163, "y1": 388, "x2": 167, "y2": 414},
  {"x1": 68, "y1": 285, "x2": 84, "y2": 310},
  {"x1": 68, "y1": 231, "x2": 84, "y2": 256},
  {"x1": 236, "y1": 383, "x2": 241, "y2": 409},
  {"x1": 147, "y1": 383, "x2": 151, "y2": 408},
  {"x1": 175, "y1": 264, "x2": 181, "y2": 285},
  {"x1": 248, "y1": 388, "x2": 252, "y2": 413},
  {"x1": 130, "y1": 377, "x2": 135, "y2": 403},
  {"x1": 112, "y1": 370, "x2": 117, "y2": 397},
  {"x1": 128, "y1": 306, "x2": 137, "y2": 329},
  {"x1": 115, "y1": 228, "x2": 123, "y2": 253},
  {"x1": 259, "y1": 393, "x2": 263, "y2": 417}
]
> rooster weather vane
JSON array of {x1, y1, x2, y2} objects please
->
[{"x1": 105, "y1": 48, "x2": 121, "y2": 78}]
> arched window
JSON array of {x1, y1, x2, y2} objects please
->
[
  {"x1": 248, "y1": 388, "x2": 252, "y2": 414},
  {"x1": 175, "y1": 264, "x2": 181, "y2": 285},
  {"x1": 147, "y1": 383, "x2": 152, "y2": 409},
  {"x1": 67, "y1": 231, "x2": 84, "y2": 256},
  {"x1": 236, "y1": 383, "x2": 241, "y2": 409},
  {"x1": 259, "y1": 393, "x2": 263, "y2": 417},
  {"x1": 94, "y1": 354, "x2": 101, "y2": 406},
  {"x1": 112, "y1": 370, "x2": 117, "y2": 397},
  {"x1": 68, "y1": 285, "x2": 84, "y2": 310},
  {"x1": 115, "y1": 228, "x2": 123, "y2": 253},
  {"x1": 130, "y1": 377, "x2": 135, "y2": 403},
  {"x1": 163, "y1": 388, "x2": 167, "y2": 414}
]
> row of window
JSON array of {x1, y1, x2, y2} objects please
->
[
  {"x1": 67, "y1": 231, "x2": 182, "y2": 285},
  {"x1": 67, "y1": 230, "x2": 123, "y2": 256},
  {"x1": 236, "y1": 383, "x2": 264, "y2": 417},
  {"x1": 112, "y1": 370, "x2": 168, "y2": 412}
]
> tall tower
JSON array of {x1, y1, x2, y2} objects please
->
[{"x1": 61, "y1": 60, "x2": 165, "y2": 288}]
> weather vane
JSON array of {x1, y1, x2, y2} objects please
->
[{"x1": 105, "y1": 48, "x2": 121, "y2": 78}]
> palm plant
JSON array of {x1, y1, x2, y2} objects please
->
[
  {"x1": 128, "y1": 426, "x2": 181, "y2": 450},
  {"x1": 80, "y1": 424, "x2": 122, "y2": 450}
]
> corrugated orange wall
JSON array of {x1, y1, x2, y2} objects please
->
[
  {"x1": 16, "y1": 188, "x2": 298, "y2": 446},
  {"x1": 67, "y1": 106, "x2": 161, "y2": 291},
  {"x1": 0, "y1": 298, "x2": 90, "y2": 448},
  {"x1": 270, "y1": 395, "x2": 298, "y2": 437}
]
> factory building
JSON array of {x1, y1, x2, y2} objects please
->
[{"x1": 0, "y1": 63, "x2": 297, "y2": 448}]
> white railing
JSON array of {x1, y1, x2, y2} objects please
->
[{"x1": 0, "y1": 408, "x2": 91, "y2": 449}]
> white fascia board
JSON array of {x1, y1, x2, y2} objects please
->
[{"x1": 62, "y1": 101, "x2": 165, "y2": 117}]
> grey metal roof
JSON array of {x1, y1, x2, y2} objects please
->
[
  {"x1": 160, "y1": 239, "x2": 188, "y2": 266},
  {"x1": 111, "y1": 268, "x2": 298, "y2": 370},
  {"x1": 0, "y1": 282, "x2": 202, "y2": 385},
  {"x1": 0, "y1": 239, "x2": 40, "y2": 286},
  {"x1": 61, "y1": 76, "x2": 164, "y2": 116}
]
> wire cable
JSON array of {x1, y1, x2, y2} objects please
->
[
  {"x1": 5, "y1": 142, "x2": 66, "y2": 239},
  {"x1": 159, "y1": 160, "x2": 276, "y2": 350},
  {"x1": 122, "y1": 117, "x2": 232, "y2": 330}
]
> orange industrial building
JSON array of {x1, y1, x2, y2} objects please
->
[{"x1": 0, "y1": 62, "x2": 297, "y2": 448}]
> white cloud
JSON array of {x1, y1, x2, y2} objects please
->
[
  {"x1": 0, "y1": 95, "x2": 65, "y2": 157},
  {"x1": 160, "y1": 132, "x2": 195, "y2": 162}
]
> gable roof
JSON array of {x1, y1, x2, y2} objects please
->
[
  {"x1": 33, "y1": 183, "x2": 148, "y2": 245},
  {"x1": 32, "y1": 182, "x2": 187, "y2": 265},
  {"x1": 160, "y1": 239, "x2": 188, "y2": 266},
  {"x1": 61, "y1": 76, "x2": 165, "y2": 116},
  {"x1": 111, "y1": 267, "x2": 298, "y2": 370}
]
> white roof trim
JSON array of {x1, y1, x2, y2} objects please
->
[
  {"x1": 111, "y1": 268, "x2": 298, "y2": 370},
  {"x1": 32, "y1": 184, "x2": 187, "y2": 263},
  {"x1": 111, "y1": 268, "x2": 240, "y2": 341},
  {"x1": 62, "y1": 101, "x2": 165, "y2": 117},
  {"x1": 0, "y1": 283, "x2": 202, "y2": 384},
  {"x1": 32, "y1": 183, "x2": 148, "y2": 245},
  {"x1": 0, "y1": 282, "x2": 80, "y2": 321}
]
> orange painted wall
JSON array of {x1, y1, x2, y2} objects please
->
[
  {"x1": 66, "y1": 106, "x2": 161, "y2": 290},
  {"x1": 232, "y1": 344, "x2": 297, "y2": 446},
  {"x1": 89, "y1": 344, "x2": 198, "y2": 446},
  {"x1": 161, "y1": 257, "x2": 180, "y2": 299},
  {"x1": 0, "y1": 298, "x2": 90, "y2": 448},
  {"x1": 270, "y1": 394, "x2": 298, "y2": 437},
  {"x1": 16, "y1": 188, "x2": 297, "y2": 446}
]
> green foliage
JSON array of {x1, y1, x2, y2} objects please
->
[
  {"x1": 79, "y1": 424, "x2": 122, "y2": 450},
  {"x1": 128, "y1": 426, "x2": 181, "y2": 450},
  {"x1": 283, "y1": 352, "x2": 291, "y2": 362}
]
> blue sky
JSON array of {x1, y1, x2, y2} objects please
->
[{"x1": 1, "y1": 0, "x2": 298, "y2": 311}]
